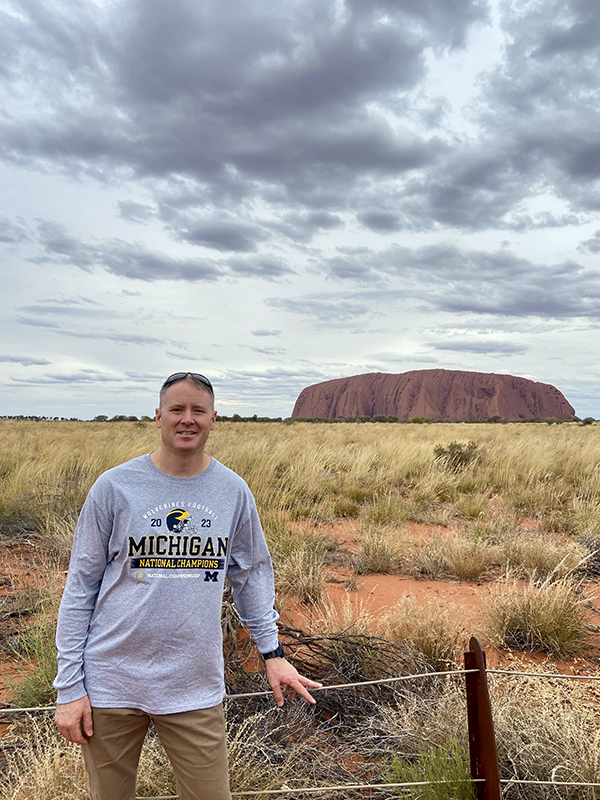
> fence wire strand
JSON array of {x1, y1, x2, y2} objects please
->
[
  {"x1": 488, "y1": 668, "x2": 600, "y2": 681},
  {"x1": 3, "y1": 662, "x2": 600, "y2": 797},
  {"x1": 3, "y1": 663, "x2": 600, "y2": 715},
  {"x1": 0, "y1": 668, "x2": 477, "y2": 714},
  {"x1": 136, "y1": 779, "x2": 486, "y2": 799}
]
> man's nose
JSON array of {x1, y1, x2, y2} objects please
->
[{"x1": 181, "y1": 408, "x2": 195, "y2": 424}]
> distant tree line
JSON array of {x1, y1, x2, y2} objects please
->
[
  {"x1": 1, "y1": 414, "x2": 596, "y2": 425},
  {"x1": 285, "y1": 415, "x2": 596, "y2": 425}
]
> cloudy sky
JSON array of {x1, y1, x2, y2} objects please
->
[{"x1": 1, "y1": 0, "x2": 599, "y2": 419}]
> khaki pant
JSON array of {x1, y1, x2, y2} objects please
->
[{"x1": 81, "y1": 704, "x2": 232, "y2": 800}]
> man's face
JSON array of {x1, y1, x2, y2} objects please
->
[{"x1": 155, "y1": 378, "x2": 217, "y2": 457}]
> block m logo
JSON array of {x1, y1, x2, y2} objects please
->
[{"x1": 204, "y1": 571, "x2": 219, "y2": 582}]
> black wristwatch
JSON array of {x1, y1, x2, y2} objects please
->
[{"x1": 261, "y1": 643, "x2": 285, "y2": 660}]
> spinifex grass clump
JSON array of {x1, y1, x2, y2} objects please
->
[
  {"x1": 332, "y1": 495, "x2": 361, "y2": 517},
  {"x1": 354, "y1": 527, "x2": 405, "y2": 574},
  {"x1": 386, "y1": 739, "x2": 474, "y2": 800},
  {"x1": 486, "y1": 578, "x2": 587, "y2": 657},
  {"x1": 491, "y1": 675, "x2": 600, "y2": 800},
  {"x1": 497, "y1": 533, "x2": 586, "y2": 579},
  {"x1": 443, "y1": 535, "x2": 495, "y2": 581},
  {"x1": 363, "y1": 492, "x2": 410, "y2": 527},
  {"x1": 406, "y1": 535, "x2": 447, "y2": 579},
  {"x1": 378, "y1": 598, "x2": 461, "y2": 671},
  {"x1": 275, "y1": 546, "x2": 325, "y2": 604},
  {"x1": 311, "y1": 593, "x2": 375, "y2": 637},
  {"x1": 454, "y1": 493, "x2": 487, "y2": 520},
  {"x1": 0, "y1": 717, "x2": 89, "y2": 800}
]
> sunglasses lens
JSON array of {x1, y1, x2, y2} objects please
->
[{"x1": 162, "y1": 372, "x2": 213, "y2": 393}]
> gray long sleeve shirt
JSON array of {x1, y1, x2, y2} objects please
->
[{"x1": 53, "y1": 455, "x2": 279, "y2": 714}]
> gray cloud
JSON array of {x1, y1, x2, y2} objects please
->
[
  {"x1": 270, "y1": 211, "x2": 344, "y2": 244},
  {"x1": 32, "y1": 221, "x2": 292, "y2": 281},
  {"x1": 15, "y1": 312, "x2": 167, "y2": 346},
  {"x1": 578, "y1": 229, "x2": 600, "y2": 254},
  {"x1": 117, "y1": 200, "x2": 155, "y2": 223},
  {"x1": 178, "y1": 218, "x2": 270, "y2": 253},
  {"x1": 357, "y1": 211, "x2": 403, "y2": 232},
  {"x1": 11, "y1": 370, "x2": 126, "y2": 385},
  {"x1": 225, "y1": 255, "x2": 293, "y2": 278},
  {"x1": 0, "y1": 216, "x2": 30, "y2": 243},
  {"x1": 165, "y1": 351, "x2": 217, "y2": 362},
  {"x1": 18, "y1": 303, "x2": 121, "y2": 319},
  {"x1": 249, "y1": 346, "x2": 287, "y2": 356},
  {"x1": 34, "y1": 221, "x2": 225, "y2": 281},
  {"x1": 15, "y1": 316, "x2": 62, "y2": 329},
  {"x1": 429, "y1": 340, "x2": 529, "y2": 356},
  {"x1": 267, "y1": 294, "x2": 371, "y2": 322},
  {"x1": 319, "y1": 243, "x2": 600, "y2": 319},
  {"x1": 2, "y1": 0, "x2": 599, "y2": 246},
  {"x1": 251, "y1": 329, "x2": 282, "y2": 337},
  {"x1": 0, "y1": 0, "x2": 485, "y2": 239},
  {"x1": 0, "y1": 354, "x2": 51, "y2": 366},
  {"x1": 59, "y1": 329, "x2": 165, "y2": 346}
]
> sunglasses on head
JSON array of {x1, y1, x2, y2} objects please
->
[{"x1": 161, "y1": 372, "x2": 214, "y2": 395}]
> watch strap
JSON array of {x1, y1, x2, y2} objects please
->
[{"x1": 261, "y1": 643, "x2": 285, "y2": 660}]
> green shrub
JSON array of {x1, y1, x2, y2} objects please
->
[
  {"x1": 434, "y1": 441, "x2": 479, "y2": 472},
  {"x1": 386, "y1": 739, "x2": 474, "y2": 800}
]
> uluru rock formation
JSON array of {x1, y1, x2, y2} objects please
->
[{"x1": 292, "y1": 370, "x2": 575, "y2": 421}]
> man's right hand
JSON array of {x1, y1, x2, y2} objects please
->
[{"x1": 55, "y1": 695, "x2": 94, "y2": 744}]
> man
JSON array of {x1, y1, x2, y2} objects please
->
[{"x1": 54, "y1": 372, "x2": 320, "y2": 800}]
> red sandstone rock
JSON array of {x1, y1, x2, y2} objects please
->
[{"x1": 291, "y1": 370, "x2": 575, "y2": 421}]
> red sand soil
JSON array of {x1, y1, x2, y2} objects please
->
[
  {"x1": 284, "y1": 520, "x2": 600, "y2": 674},
  {"x1": 0, "y1": 543, "x2": 65, "y2": 738}
]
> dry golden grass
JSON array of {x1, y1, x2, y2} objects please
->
[
  {"x1": 378, "y1": 597, "x2": 463, "y2": 670},
  {"x1": 3, "y1": 420, "x2": 600, "y2": 799},
  {"x1": 0, "y1": 717, "x2": 89, "y2": 800},
  {"x1": 485, "y1": 578, "x2": 588, "y2": 657},
  {"x1": 354, "y1": 525, "x2": 406, "y2": 574},
  {"x1": 365, "y1": 672, "x2": 600, "y2": 800},
  {"x1": 0, "y1": 706, "x2": 343, "y2": 800},
  {"x1": 2, "y1": 419, "x2": 600, "y2": 562},
  {"x1": 406, "y1": 533, "x2": 448, "y2": 579},
  {"x1": 310, "y1": 593, "x2": 375, "y2": 636},
  {"x1": 443, "y1": 534, "x2": 496, "y2": 581}
]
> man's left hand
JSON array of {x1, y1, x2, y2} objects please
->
[{"x1": 265, "y1": 657, "x2": 322, "y2": 707}]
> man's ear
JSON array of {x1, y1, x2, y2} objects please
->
[{"x1": 155, "y1": 407, "x2": 162, "y2": 428}]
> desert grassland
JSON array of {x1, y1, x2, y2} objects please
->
[{"x1": 2, "y1": 419, "x2": 600, "y2": 799}]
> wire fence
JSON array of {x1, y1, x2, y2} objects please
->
[{"x1": 1, "y1": 654, "x2": 600, "y2": 798}]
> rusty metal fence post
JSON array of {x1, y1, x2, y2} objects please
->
[{"x1": 464, "y1": 636, "x2": 502, "y2": 800}]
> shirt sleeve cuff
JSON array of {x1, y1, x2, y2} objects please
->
[{"x1": 56, "y1": 681, "x2": 88, "y2": 705}]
